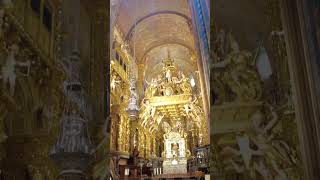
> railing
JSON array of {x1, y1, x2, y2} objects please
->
[{"x1": 188, "y1": 145, "x2": 210, "y2": 173}]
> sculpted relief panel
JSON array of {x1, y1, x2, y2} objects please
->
[{"x1": 211, "y1": 5, "x2": 303, "y2": 177}]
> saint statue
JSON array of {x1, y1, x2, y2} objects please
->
[
  {"x1": 165, "y1": 68, "x2": 172, "y2": 83},
  {"x1": 171, "y1": 143, "x2": 179, "y2": 158}
]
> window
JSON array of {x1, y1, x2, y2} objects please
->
[
  {"x1": 43, "y1": 5, "x2": 52, "y2": 32},
  {"x1": 30, "y1": 0, "x2": 41, "y2": 15}
]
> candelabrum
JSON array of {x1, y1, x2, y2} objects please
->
[
  {"x1": 126, "y1": 78, "x2": 140, "y2": 153},
  {"x1": 126, "y1": 78, "x2": 140, "y2": 119},
  {"x1": 50, "y1": 51, "x2": 94, "y2": 179}
]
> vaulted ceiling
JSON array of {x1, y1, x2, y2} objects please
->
[{"x1": 114, "y1": 0, "x2": 197, "y2": 80}]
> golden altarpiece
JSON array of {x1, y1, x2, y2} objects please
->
[
  {"x1": 140, "y1": 56, "x2": 208, "y2": 174},
  {"x1": 109, "y1": 22, "x2": 209, "y2": 177}
]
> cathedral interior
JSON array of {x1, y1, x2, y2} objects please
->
[
  {"x1": 1, "y1": 0, "x2": 320, "y2": 180},
  {"x1": 109, "y1": 0, "x2": 210, "y2": 179}
]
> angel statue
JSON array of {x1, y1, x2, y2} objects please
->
[
  {"x1": 212, "y1": 32, "x2": 262, "y2": 102},
  {"x1": 140, "y1": 100, "x2": 156, "y2": 127},
  {"x1": 110, "y1": 74, "x2": 121, "y2": 90},
  {"x1": 1, "y1": 44, "x2": 30, "y2": 96},
  {"x1": 145, "y1": 78, "x2": 158, "y2": 98}
]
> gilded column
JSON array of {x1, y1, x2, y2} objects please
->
[
  {"x1": 118, "y1": 113, "x2": 130, "y2": 153},
  {"x1": 110, "y1": 105, "x2": 121, "y2": 151},
  {"x1": 137, "y1": 64, "x2": 145, "y2": 98},
  {"x1": 145, "y1": 133, "x2": 151, "y2": 158}
]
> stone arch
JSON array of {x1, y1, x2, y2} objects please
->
[{"x1": 125, "y1": 10, "x2": 192, "y2": 41}]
